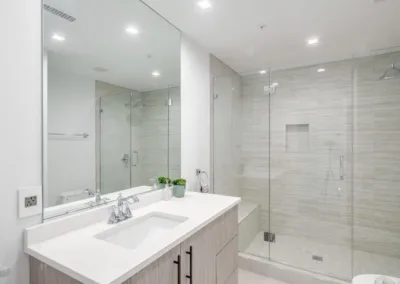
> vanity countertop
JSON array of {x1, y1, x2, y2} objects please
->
[{"x1": 25, "y1": 192, "x2": 240, "y2": 284}]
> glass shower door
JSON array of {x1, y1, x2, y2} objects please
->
[
  {"x1": 213, "y1": 76, "x2": 236, "y2": 196},
  {"x1": 100, "y1": 93, "x2": 132, "y2": 193},
  {"x1": 238, "y1": 73, "x2": 271, "y2": 259},
  {"x1": 269, "y1": 63, "x2": 353, "y2": 280}
]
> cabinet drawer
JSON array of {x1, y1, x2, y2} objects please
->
[{"x1": 216, "y1": 236, "x2": 238, "y2": 284}]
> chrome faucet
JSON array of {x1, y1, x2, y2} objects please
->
[
  {"x1": 108, "y1": 193, "x2": 140, "y2": 224},
  {"x1": 85, "y1": 189, "x2": 110, "y2": 207}
]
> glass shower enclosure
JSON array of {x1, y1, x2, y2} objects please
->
[
  {"x1": 99, "y1": 86, "x2": 181, "y2": 194},
  {"x1": 213, "y1": 52, "x2": 400, "y2": 280}
]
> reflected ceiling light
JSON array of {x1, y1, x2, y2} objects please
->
[
  {"x1": 259, "y1": 70, "x2": 267, "y2": 74},
  {"x1": 152, "y1": 71, "x2": 160, "y2": 77},
  {"x1": 197, "y1": 0, "x2": 212, "y2": 9},
  {"x1": 307, "y1": 37, "x2": 319, "y2": 46},
  {"x1": 126, "y1": 26, "x2": 139, "y2": 35},
  {"x1": 52, "y1": 34, "x2": 66, "y2": 41},
  {"x1": 272, "y1": 82, "x2": 279, "y2": 87},
  {"x1": 317, "y1": 68, "x2": 326, "y2": 72}
]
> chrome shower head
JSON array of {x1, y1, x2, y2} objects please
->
[{"x1": 380, "y1": 63, "x2": 400, "y2": 80}]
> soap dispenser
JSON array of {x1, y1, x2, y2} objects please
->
[{"x1": 163, "y1": 182, "x2": 172, "y2": 201}]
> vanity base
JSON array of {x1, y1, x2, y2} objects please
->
[{"x1": 30, "y1": 205, "x2": 238, "y2": 284}]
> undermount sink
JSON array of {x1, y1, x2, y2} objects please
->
[{"x1": 95, "y1": 212, "x2": 188, "y2": 250}]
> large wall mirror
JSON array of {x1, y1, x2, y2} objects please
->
[{"x1": 43, "y1": 0, "x2": 181, "y2": 219}]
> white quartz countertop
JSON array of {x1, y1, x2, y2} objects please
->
[{"x1": 25, "y1": 192, "x2": 240, "y2": 284}]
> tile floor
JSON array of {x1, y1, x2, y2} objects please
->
[
  {"x1": 239, "y1": 269, "x2": 289, "y2": 284},
  {"x1": 244, "y1": 231, "x2": 400, "y2": 279}
]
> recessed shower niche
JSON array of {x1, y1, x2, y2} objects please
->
[{"x1": 285, "y1": 124, "x2": 310, "y2": 152}]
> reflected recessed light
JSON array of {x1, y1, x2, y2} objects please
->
[
  {"x1": 272, "y1": 82, "x2": 279, "y2": 87},
  {"x1": 93, "y1": 67, "x2": 108, "y2": 73},
  {"x1": 52, "y1": 34, "x2": 65, "y2": 41},
  {"x1": 152, "y1": 71, "x2": 160, "y2": 77},
  {"x1": 197, "y1": 0, "x2": 212, "y2": 9},
  {"x1": 317, "y1": 68, "x2": 326, "y2": 73},
  {"x1": 259, "y1": 70, "x2": 267, "y2": 74},
  {"x1": 126, "y1": 26, "x2": 139, "y2": 35},
  {"x1": 307, "y1": 37, "x2": 319, "y2": 46}
]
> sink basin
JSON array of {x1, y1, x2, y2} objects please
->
[{"x1": 95, "y1": 212, "x2": 188, "y2": 250}]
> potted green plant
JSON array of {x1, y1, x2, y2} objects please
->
[
  {"x1": 157, "y1": 177, "x2": 171, "y2": 189},
  {"x1": 172, "y1": 178, "x2": 186, "y2": 198}
]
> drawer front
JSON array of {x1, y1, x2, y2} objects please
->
[{"x1": 216, "y1": 236, "x2": 238, "y2": 284}]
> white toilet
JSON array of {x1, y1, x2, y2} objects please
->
[
  {"x1": 353, "y1": 275, "x2": 400, "y2": 284},
  {"x1": 56, "y1": 190, "x2": 92, "y2": 205}
]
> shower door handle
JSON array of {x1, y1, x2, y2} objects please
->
[
  {"x1": 121, "y1": 154, "x2": 130, "y2": 168},
  {"x1": 340, "y1": 155, "x2": 344, "y2": 180},
  {"x1": 132, "y1": 151, "x2": 139, "y2": 167}
]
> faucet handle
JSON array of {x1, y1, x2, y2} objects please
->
[
  {"x1": 124, "y1": 206, "x2": 132, "y2": 218},
  {"x1": 108, "y1": 206, "x2": 118, "y2": 224}
]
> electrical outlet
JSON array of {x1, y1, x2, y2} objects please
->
[
  {"x1": 25, "y1": 196, "x2": 37, "y2": 207},
  {"x1": 18, "y1": 186, "x2": 42, "y2": 218}
]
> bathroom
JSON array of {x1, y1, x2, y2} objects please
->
[{"x1": 1, "y1": 0, "x2": 400, "y2": 284}]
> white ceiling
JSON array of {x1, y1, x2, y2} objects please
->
[
  {"x1": 44, "y1": 0, "x2": 180, "y2": 91},
  {"x1": 143, "y1": 0, "x2": 400, "y2": 74}
]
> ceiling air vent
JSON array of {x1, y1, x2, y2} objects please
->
[
  {"x1": 372, "y1": 0, "x2": 386, "y2": 3},
  {"x1": 43, "y1": 4, "x2": 76, "y2": 22}
]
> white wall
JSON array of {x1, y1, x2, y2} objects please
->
[
  {"x1": 47, "y1": 67, "x2": 96, "y2": 206},
  {"x1": 181, "y1": 36, "x2": 211, "y2": 190},
  {"x1": 0, "y1": 0, "x2": 42, "y2": 283}
]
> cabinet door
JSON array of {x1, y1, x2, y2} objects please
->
[
  {"x1": 158, "y1": 245, "x2": 181, "y2": 284},
  {"x1": 123, "y1": 261, "x2": 158, "y2": 284},
  {"x1": 30, "y1": 257, "x2": 45, "y2": 284},
  {"x1": 44, "y1": 264, "x2": 82, "y2": 284},
  {"x1": 181, "y1": 223, "x2": 217, "y2": 284}
]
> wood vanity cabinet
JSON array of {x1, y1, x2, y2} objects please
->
[{"x1": 30, "y1": 206, "x2": 238, "y2": 284}]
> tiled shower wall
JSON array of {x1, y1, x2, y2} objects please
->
[
  {"x1": 239, "y1": 51, "x2": 400, "y2": 277},
  {"x1": 139, "y1": 87, "x2": 181, "y2": 183},
  {"x1": 353, "y1": 52, "x2": 400, "y2": 275}
]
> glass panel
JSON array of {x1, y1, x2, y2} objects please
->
[
  {"x1": 139, "y1": 89, "x2": 169, "y2": 185},
  {"x1": 353, "y1": 52, "x2": 400, "y2": 278},
  {"x1": 213, "y1": 76, "x2": 235, "y2": 196},
  {"x1": 100, "y1": 93, "x2": 132, "y2": 193},
  {"x1": 238, "y1": 73, "x2": 271, "y2": 259},
  {"x1": 269, "y1": 62, "x2": 353, "y2": 280}
]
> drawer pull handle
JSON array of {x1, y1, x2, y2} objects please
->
[
  {"x1": 186, "y1": 246, "x2": 193, "y2": 284},
  {"x1": 173, "y1": 255, "x2": 181, "y2": 284}
]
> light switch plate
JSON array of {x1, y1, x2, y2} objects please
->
[{"x1": 18, "y1": 186, "x2": 42, "y2": 218}]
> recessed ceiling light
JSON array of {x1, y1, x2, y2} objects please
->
[
  {"x1": 52, "y1": 34, "x2": 66, "y2": 41},
  {"x1": 197, "y1": 0, "x2": 212, "y2": 9},
  {"x1": 317, "y1": 68, "x2": 326, "y2": 73},
  {"x1": 152, "y1": 71, "x2": 160, "y2": 77},
  {"x1": 307, "y1": 37, "x2": 319, "y2": 46},
  {"x1": 272, "y1": 82, "x2": 279, "y2": 87},
  {"x1": 126, "y1": 26, "x2": 139, "y2": 35},
  {"x1": 259, "y1": 70, "x2": 267, "y2": 74}
]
